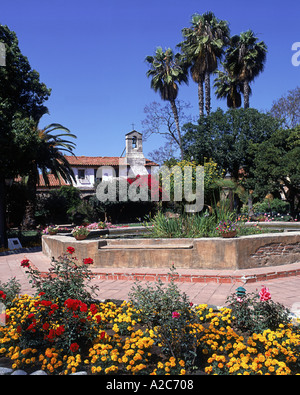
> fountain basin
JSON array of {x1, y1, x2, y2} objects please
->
[{"x1": 42, "y1": 231, "x2": 300, "y2": 270}]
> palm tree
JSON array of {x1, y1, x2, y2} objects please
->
[
  {"x1": 22, "y1": 122, "x2": 76, "y2": 229},
  {"x1": 214, "y1": 67, "x2": 244, "y2": 108},
  {"x1": 225, "y1": 30, "x2": 267, "y2": 109},
  {"x1": 178, "y1": 12, "x2": 230, "y2": 117},
  {"x1": 145, "y1": 47, "x2": 188, "y2": 160}
]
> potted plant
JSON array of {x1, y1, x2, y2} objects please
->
[
  {"x1": 71, "y1": 226, "x2": 90, "y2": 240},
  {"x1": 43, "y1": 226, "x2": 59, "y2": 235},
  {"x1": 216, "y1": 220, "x2": 238, "y2": 238}
]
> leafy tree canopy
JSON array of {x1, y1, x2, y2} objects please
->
[
  {"x1": 182, "y1": 108, "x2": 281, "y2": 180},
  {"x1": 0, "y1": 24, "x2": 51, "y2": 177}
]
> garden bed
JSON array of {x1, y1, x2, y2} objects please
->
[{"x1": 1, "y1": 248, "x2": 300, "y2": 376}]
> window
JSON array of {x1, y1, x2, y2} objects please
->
[
  {"x1": 132, "y1": 136, "x2": 137, "y2": 149},
  {"x1": 78, "y1": 169, "x2": 85, "y2": 179}
]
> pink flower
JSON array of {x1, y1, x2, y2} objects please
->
[
  {"x1": 172, "y1": 311, "x2": 180, "y2": 319},
  {"x1": 259, "y1": 286, "x2": 271, "y2": 301}
]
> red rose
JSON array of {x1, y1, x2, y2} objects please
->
[
  {"x1": 90, "y1": 304, "x2": 98, "y2": 315},
  {"x1": 67, "y1": 246, "x2": 75, "y2": 254},
  {"x1": 83, "y1": 257, "x2": 93, "y2": 265},
  {"x1": 43, "y1": 322, "x2": 50, "y2": 331},
  {"x1": 0, "y1": 291, "x2": 6, "y2": 300},
  {"x1": 70, "y1": 342, "x2": 79, "y2": 353},
  {"x1": 21, "y1": 259, "x2": 30, "y2": 268},
  {"x1": 56, "y1": 325, "x2": 65, "y2": 336}
]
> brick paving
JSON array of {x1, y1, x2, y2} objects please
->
[{"x1": 1, "y1": 250, "x2": 300, "y2": 309}]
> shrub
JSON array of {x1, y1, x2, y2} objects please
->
[
  {"x1": 23, "y1": 248, "x2": 98, "y2": 304},
  {"x1": 129, "y1": 267, "x2": 201, "y2": 369},
  {"x1": 226, "y1": 286, "x2": 291, "y2": 334},
  {"x1": 0, "y1": 277, "x2": 21, "y2": 308}
]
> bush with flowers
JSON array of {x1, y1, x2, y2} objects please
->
[
  {"x1": 226, "y1": 286, "x2": 291, "y2": 334},
  {"x1": 22, "y1": 248, "x2": 98, "y2": 304},
  {"x1": 1, "y1": 249, "x2": 300, "y2": 375},
  {"x1": 71, "y1": 226, "x2": 90, "y2": 239}
]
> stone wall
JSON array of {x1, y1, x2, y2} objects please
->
[{"x1": 42, "y1": 232, "x2": 300, "y2": 270}]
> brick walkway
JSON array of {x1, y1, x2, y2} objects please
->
[{"x1": 1, "y1": 250, "x2": 300, "y2": 309}]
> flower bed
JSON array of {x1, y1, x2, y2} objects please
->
[{"x1": 1, "y1": 249, "x2": 300, "y2": 375}]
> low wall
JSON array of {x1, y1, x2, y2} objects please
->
[{"x1": 42, "y1": 231, "x2": 300, "y2": 270}]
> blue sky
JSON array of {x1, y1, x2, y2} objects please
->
[{"x1": 1, "y1": 0, "x2": 299, "y2": 158}]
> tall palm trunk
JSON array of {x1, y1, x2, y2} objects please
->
[
  {"x1": 243, "y1": 80, "x2": 250, "y2": 109},
  {"x1": 198, "y1": 80, "x2": 204, "y2": 118},
  {"x1": 170, "y1": 100, "x2": 184, "y2": 160},
  {"x1": 204, "y1": 71, "x2": 211, "y2": 115}
]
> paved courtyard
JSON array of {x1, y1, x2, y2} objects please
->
[{"x1": 1, "y1": 249, "x2": 300, "y2": 310}]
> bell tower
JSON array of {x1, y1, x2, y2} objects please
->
[{"x1": 125, "y1": 130, "x2": 147, "y2": 176}]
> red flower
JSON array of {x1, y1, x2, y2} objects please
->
[
  {"x1": 21, "y1": 259, "x2": 30, "y2": 268},
  {"x1": 56, "y1": 325, "x2": 65, "y2": 336},
  {"x1": 42, "y1": 322, "x2": 50, "y2": 331},
  {"x1": 90, "y1": 304, "x2": 98, "y2": 315},
  {"x1": 67, "y1": 246, "x2": 75, "y2": 254},
  {"x1": 70, "y1": 342, "x2": 79, "y2": 353},
  {"x1": 41, "y1": 300, "x2": 52, "y2": 307},
  {"x1": 80, "y1": 303, "x2": 88, "y2": 313},
  {"x1": 0, "y1": 290, "x2": 6, "y2": 300},
  {"x1": 83, "y1": 257, "x2": 93, "y2": 265}
]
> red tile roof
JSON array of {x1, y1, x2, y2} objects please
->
[
  {"x1": 37, "y1": 174, "x2": 70, "y2": 188},
  {"x1": 64, "y1": 156, "x2": 158, "y2": 167}
]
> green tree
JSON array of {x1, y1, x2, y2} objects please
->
[
  {"x1": 224, "y1": 30, "x2": 267, "y2": 109},
  {"x1": 249, "y1": 126, "x2": 300, "y2": 218},
  {"x1": 0, "y1": 25, "x2": 51, "y2": 246},
  {"x1": 182, "y1": 108, "x2": 281, "y2": 180},
  {"x1": 179, "y1": 12, "x2": 230, "y2": 117},
  {"x1": 22, "y1": 123, "x2": 76, "y2": 229},
  {"x1": 145, "y1": 47, "x2": 188, "y2": 159}
]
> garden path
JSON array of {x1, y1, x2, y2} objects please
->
[{"x1": 1, "y1": 250, "x2": 300, "y2": 311}]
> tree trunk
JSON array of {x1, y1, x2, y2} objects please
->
[
  {"x1": 22, "y1": 172, "x2": 37, "y2": 230},
  {"x1": 243, "y1": 80, "x2": 250, "y2": 109},
  {"x1": 0, "y1": 176, "x2": 7, "y2": 248},
  {"x1": 198, "y1": 80, "x2": 204, "y2": 118},
  {"x1": 170, "y1": 100, "x2": 184, "y2": 160},
  {"x1": 204, "y1": 71, "x2": 211, "y2": 115}
]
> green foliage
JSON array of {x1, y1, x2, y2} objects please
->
[
  {"x1": 182, "y1": 108, "x2": 281, "y2": 180},
  {"x1": 250, "y1": 126, "x2": 300, "y2": 217},
  {"x1": 0, "y1": 277, "x2": 21, "y2": 308},
  {"x1": 36, "y1": 186, "x2": 81, "y2": 224},
  {"x1": 0, "y1": 24, "x2": 51, "y2": 177},
  {"x1": 241, "y1": 198, "x2": 290, "y2": 216},
  {"x1": 226, "y1": 289, "x2": 291, "y2": 334},
  {"x1": 129, "y1": 267, "x2": 200, "y2": 367},
  {"x1": 146, "y1": 203, "x2": 236, "y2": 238},
  {"x1": 24, "y1": 250, "x2": 98, "y2": 304}
]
